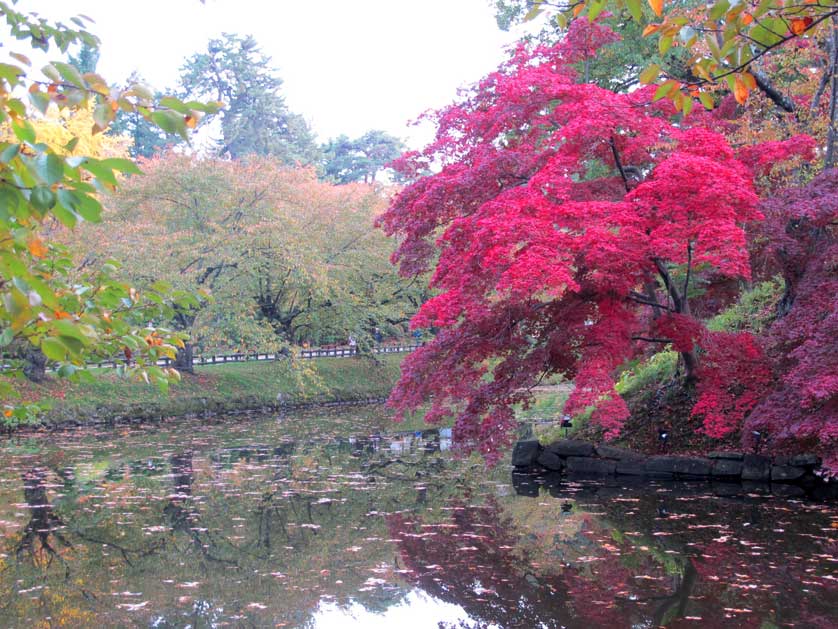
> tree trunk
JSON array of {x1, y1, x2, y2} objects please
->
[
  {"x1": 172, "y1": 342, "x2": 194, "y2": 375},
  {"x1": 654, "y1": 257, "x2": 699, "y2": 382},
  {"x1": 681, "y1": 349, "x2": 699, "y2": 385},
  {"x1": 825, "y1": 16, "x2": 838, "y2": 169},
  {"x1": 22, "y1": 347, "x2": 47, "y2": 383}
]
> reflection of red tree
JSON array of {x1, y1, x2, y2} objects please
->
[
  {"x1": 388, "y1": 497, "x2": 577, "y2": 628},
  {"x1": 688, "y1": 538, "x2": 838, "y2": 629},
  {"x1": 388, "y1": 493, "x2": 838, "y2": 628},
  {"x1": 561, "y1": 516, "x2": 676, "y2": 628},
  {"x1": 388, "y1": 499, "x2": 680, "y2": 628}
]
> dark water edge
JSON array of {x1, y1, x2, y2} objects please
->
[{"x1": 0, "y1": 407, "x2": 835, "y2": 628}]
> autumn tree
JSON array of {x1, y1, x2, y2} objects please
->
[
  {"x1": 0, "y1": 4, "x2": 217, "y2": 413},
  {"x1": 495, "y1": 0, "x2": 681, "y2": 92},
  {"x1": 71, "y1": 155, "x2": 417, "y2": 369},
  {"x1": 0, "y1": 103, "x2": 131, "y2": 161},
  {"x1": 516, "y1": 0, "x2": 838, "y2": 165},
  {"x1": 379, "y1": 20, "x2": 809, "y2": 461},
  {"x1": 743, "y1": 171, "x2": 838, "y2": 469},
  {"x1": 179, "y1": 33, "x2": 320, "y2": 163}
]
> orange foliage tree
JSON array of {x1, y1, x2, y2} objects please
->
[{"x1": 69, "y1": 154, "x2": 422, "y2": 369}]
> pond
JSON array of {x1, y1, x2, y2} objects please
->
[{"x1": 0, "y1": 407, "x2": 835, "y2": 628}]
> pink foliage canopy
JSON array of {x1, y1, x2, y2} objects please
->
[
  {"x1": 379, "y1": 21, "x2": 812, "y2": 462},
  {"x1": 744, "y1": 171, "x2": 838, "y2": 469}
]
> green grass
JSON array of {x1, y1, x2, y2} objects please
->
[
  {"x1": 515, "y1": 389, "x2": 570, "y2": 422},
  {"x1": 706, "y1": 277, "x2": 784, "y2": 334},
  {"x1": 10, "y1": 355, "x2": 405, "y2": 427},
  {"x1": 616, "y1": 351, "x2": 679, "y2": 399}
]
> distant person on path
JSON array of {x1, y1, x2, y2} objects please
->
[{"x1": 348, "y1": 334, "x2": 357, "y2": 355}]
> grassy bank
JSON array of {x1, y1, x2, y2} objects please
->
[{"x1": 9, "y1": 354, "x2": 405, "y2": 428}]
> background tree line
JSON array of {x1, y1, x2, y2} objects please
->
[{"x1": 79, "y1": 33, "x2": 405, "y2": 183}]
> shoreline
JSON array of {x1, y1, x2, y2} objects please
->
[{"x1": 5, "y1": 355, "x2": 404, "y2": 433}]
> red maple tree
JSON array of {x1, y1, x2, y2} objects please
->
[
  {"x1": 379, "y1": 21, "x2": 810, "y2": 461},
  {"x1": 744, "y1": 171, "x2": 838, "y2": 469}
]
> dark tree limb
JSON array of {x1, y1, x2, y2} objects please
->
[
  {"x1": 752, "y1": 69, "x2": 796, "y2": 113},
  {"x1": 628, "y1": 291, "x2": 674, "y2": 312},
  {"x1": 632, "y1": 336, "x2": 673, "y2": 344},
  {"x1": 609, "y1": 137, "x2": 631, "y2": 193}
]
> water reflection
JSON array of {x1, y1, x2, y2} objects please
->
[
  {"x1": 0, "y1": 408, "x2": 834, "y2": 628},
  {"x1": 16, "y1": 468, "x2": 71, "y2": 572}
]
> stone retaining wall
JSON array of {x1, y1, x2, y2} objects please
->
[{"x1": 512, "y1": 439, "x2": 835, "y2": 499}]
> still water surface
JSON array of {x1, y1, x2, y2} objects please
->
[{"x1": 0, "y1": 407, "x2": 835, "y2": 628}]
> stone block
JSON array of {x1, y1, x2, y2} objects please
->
[
  {"x1": 596, "y1": 445, "x2": 643, "y2": 461},
  {"x1": 536, "y1": 450, "x2": 564, "y2": 471},
  {"x1": 566, "y1": 457, "x2": 616, "y2": 476},
  {"x1": 645, "y1": 456, "x2": 677, "y2": 474},
  {"x1": 711, "y1": 458, "x2": 743, "y2": 478},
  {"x1": 616, "y1": 460, "x2": 646, "y2": 476},
  {"x1": 672, "y1": 457, "x2": 712, "y2": 477},
  {"x1": 512, "y1": 440, "x2": 541, "y2": 468},
  {"x1": 789, "y1": 453, "x2": 821, "y2": 468},
  {"x1": 546, "y1": 439, "x2": 595, "y2": 457},
  {"x1": 708, "y1": 451, "x2": 744, "y2": 460},
  {"x1": 771, "y1": 465, "x2": 806, "y2": 483},
  {"x1": 742, "y1": 454, "x2": 771, "y2": 481}
]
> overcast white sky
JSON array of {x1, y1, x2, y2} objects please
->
[{"x1": 21, "y1": 0, "x2": 527, "y2": 148}]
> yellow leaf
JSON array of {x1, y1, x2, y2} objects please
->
[{"x1": 642, "y1": 24, "x2": 661, "y2": 37}]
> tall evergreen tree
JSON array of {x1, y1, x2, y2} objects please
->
[
  {"x1": 322, "y1": 130, "x2": 404, "y2": 184},
  {"x1": 67, "y1": 42, "x2": 99, "y2": 74},
  {"x1": 179, "y1": 33, "x2": 320, "y2": 163}
]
